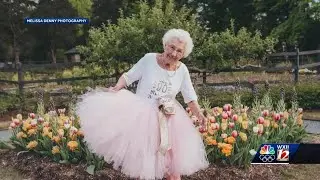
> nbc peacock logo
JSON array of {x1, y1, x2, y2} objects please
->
[
  {"x1": 259, "y1": 145, "x2": 276, "y2": 163},
  {"x1": 260, "y1": 145, "x2": 276, "y2": 155}
]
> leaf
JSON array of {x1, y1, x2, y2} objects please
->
[
  {"x1": 206, "y1": 147, "x2": 216, "y2": 155},
  {"x1": 39, "y1": 151, "x2": 49, "y2": 155},
  {"x1": 71, "y1": 158, "x2": 79, "y2": 163},
  {"x1": 16, "y1": 150, "x2": 29, "y2": 156},
  {"x1": 86, "y1": 165, "x2": 95, "y2": 175},
  {"x1": 59, "y1": 160, "x2": 69, "y2": 164},
  {"x1": 0, "y1": 140, "x2": 16, "y2": 149}
]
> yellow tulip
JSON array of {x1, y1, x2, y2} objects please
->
[
  {"x1": 221, "y1": 122, "x2": 227, "y2": 131},
  {"x1": 283, "y1": 111, "x2": 289, "y2": 120},
  {"x1": 52, "y1": 136, "x2": 61, "y2": 143},
  {"x1": 241, "y1": 121, "x2": 248, "y2": 129},
  {"x1": 58, "y1": 129, "x2": 64, "y2": 137},
  {"x1": 27, "y1": 129, "x2": 37, "y2": 136},
  {"x1": 242, "y1": 113, "x2": 248, "y2": 121},
  {"x1": 226, "y1": 136, "x2": 236, "y2": 144},
  {"x1": 239, "y1": 132, "x2": 247, "y2": 142},
  {"x1": 263, "y1": 120, "x2": 270, "y2": 127},
  {"x1": 16, "y1": 132, "x2": 27, "y2": 139},
  {"x1": 67, "y1": 141, "x2": 78, "y2": 151},
  {"x1": 26, "y1": 141, "x2": 38, "y2": 149},
  {"x1": 52, "y1": 146, "x2": 60, "y2": 154}
]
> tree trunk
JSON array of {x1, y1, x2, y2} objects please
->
[
  {"x1": 13, "y1": 38, "x2": 20, "y2": 63},
  {"x1": 317, "y1": 44, "x2": 320, "y2": 74},
  {"x1": 14, "y1": 48, "x2": 20, "y2": 64},
  {"x1": 51, "y1": 48, "x2": 56, "y2": 64}
]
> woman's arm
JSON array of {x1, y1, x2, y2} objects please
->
[
  {"x1": 108, "y1": 54, "x2": 148, "y2": 92},
  {"x1": 108, "y1": 75, "x2": 127, "y2": 91},
  {"x1": 180, "y1": 66, "x2": 207, "y2": 127}
]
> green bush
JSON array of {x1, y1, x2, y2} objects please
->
[
  {"x1": 78, "y1": 0, "x2": 218, "y2": 73},
  {"x1": 0, "y1": 94, "x2": 19, "y2": 115}
]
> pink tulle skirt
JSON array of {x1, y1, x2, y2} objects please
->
[{"x1": 76, "y1": 89, "x2": 209, "y2": 179}]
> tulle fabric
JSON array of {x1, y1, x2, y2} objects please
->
[{"x1": 76, "y1": 88, "x2": 209, "y2": 179}]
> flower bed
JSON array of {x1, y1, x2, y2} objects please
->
[
  {"x1": 189, "y1": 89, "x2": 306, "y2": 168},
  {"x1": 5, "y1": 88, "x2": 307, "y2": 173}
]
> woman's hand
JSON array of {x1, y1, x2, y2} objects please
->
[
  {"x1": 106, "y1": 86, "x2": 121, "y2": 92},
  {"x1": 106, "y1": 75, "x2": 128, "y2": 92},
  {"x1": 197, "y1": 112, "x2": 207, "y2": 129},
  {"x1": 187, "y1": 101, "x2": 207, "y2": 129}
]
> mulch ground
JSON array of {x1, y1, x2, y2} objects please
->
[{"x1": 0, "y1": 149, "x2": 290, "y2": 180}]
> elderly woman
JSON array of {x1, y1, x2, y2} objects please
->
[{"x1": 76, "y1": 29, "x2": 209, "y2": 180}]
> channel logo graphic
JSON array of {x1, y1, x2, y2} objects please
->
[
  {"x1": 258, "y1": 145, "x2": 276, "y2": 163},
  {"x1": 252, "y1": 143, "x2": 320, "y2": 164},
  {"x1": 276, "y1": 145, "x2": 290, "y2": 161},
  {"x1": 251, "y1": 143, "x2": 297, "y2": 164}
]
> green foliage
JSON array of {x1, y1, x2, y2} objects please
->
[
  {"x1": 78, "y1": 0, "x2": 211, "y2": 73},
  {"x1": 68, "y1": 0, "x2": 93, "y2": 18},
  {"x1": 0, "y1": 94, "x2": 19, "y2": 115},
  {"x1": 204, "y1": 20, "x2": 278, "y2": 68}
]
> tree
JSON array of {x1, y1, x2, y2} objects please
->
[
  {"x1": 253, "y1": 0, "x2": 320, "y2": 50},
  {"x1": 0, "y1": 0, "x2": 37, "y2": 63},
  {"x1": 29, "y1": 0, "x2": 79, "y2": 63},
  {"x1": 185, "y1": 0, "x2": 256, "y2": 33},
  {"x1": 79, "y1": 0, "x2": 212, "y2": 74}
]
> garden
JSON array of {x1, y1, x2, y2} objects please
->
[
  {"x1": 0, "y1": 80, "x2": 317, "y2": 180},
  {"x1": 1, "y1": 0, "x2": 320, "y2": 179}
]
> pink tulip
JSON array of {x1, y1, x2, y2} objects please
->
[
  {"x1": 212, "y1": 107, "x2": 219, "y2": 113},
  {"x1": 279, "y1": 112, "x2": 284, "y2": 118},
  {"x1": 210, "y1": 123, "x2": 220, "y2": 130},
  {"x1": 37, "y1": 117, "x2": 44, "y2": 123},
  {"x1": 273, "y1": 113, "x2": 281, "y2": 121},
  {"x1": 221, "y1": 133, "x2": 228, "y2": 139},
  {"x1": 9, "y1": 122, "x2": 16, "y2": 128},
  {"x1": 257, "y1": 117, "x2": 264, "y2": 124},
  {"x1": 262, "y1": 110, "x2": 269, "y2": 117},
  {"x1": 223, "y1": 104, "x2": 232, "y2": 111},
  {"x1": 209, "y1": 116, "x2": 216, "y2": 123},
  {"x1": 222, "y1": 112, "x2": 228, "y2": 119},
  {"x1": 227, "y1": 111, "x2": 232, "y2": 117},
  {"x1": 31, "y1": 120, "x2": 37, "y2": 127},
  {"x1": 13, "y1": 119, "x2": 20, "y2": 125},
  {"x1": 229, "y1": 122, "x2": 235, "y2": 128},
  {"x1": 232, "y1": 114, "x2": 238, "y2": 121},
  {"x1": 199, "y1": 126, "x2": 207, "y2": 133},
  {"x1": 29, "y1": 113, "x2": 35, "y2": 119},
  {"x1": 231, "y1": 130, "x2": 238, "y2": 138}
]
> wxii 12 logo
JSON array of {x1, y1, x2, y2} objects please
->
[
  {"x1": 276, "y1": 144, "x2": 290, "y2": 162},
  {"x1": 258, "y1": 144, "x2": 290, "y2": 163}
]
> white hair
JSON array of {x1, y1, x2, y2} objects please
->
[{"x1": 162, "y1": 28, "x2": 194, "y2": 58}]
